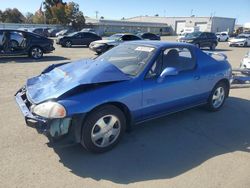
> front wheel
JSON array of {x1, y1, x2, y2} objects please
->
[
  {"x1": 64, "y1": 41, "x2": 72, "y2": 48},
  {"x1": 81, "y1": 105, "x2": 126, "y2": 153},
  {"x1": 206, "y1": 82, "x2": 228, "y2": 111},
  {"x1": 29, "y1": 47, "x2": 43, "y2": 59}
]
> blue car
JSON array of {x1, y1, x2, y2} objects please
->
[{"x1": 15, "y1": 41, "x2": 232, "y2": 153}]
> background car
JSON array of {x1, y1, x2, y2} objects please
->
[
  {"x1": 28, "y1": 28, "x2": 50, "y2": 37},
  {"x1": 81, "y1": 28, "x2": 96, "y2": 33},
  {"x1": 48, "y1": 28, "x2": 63, "y2": 37},
  {"x1": 179, "y1": 31, "x2": 218, "y2": 50},
  {"x1": 0, "y1": 29, "x2": 54, "y2": 59},
  {"x1": 137, "y1": 32, "x2": 160, "y2": 40},
  {"x1": 216, "y1": 32, "x2": 229, "y2": 42},
  {"x1": 15, "y1": 41, "x2": 231, "y2": 153},
  {"x1": 55, "y1": 29, "x2": 75, "y2": 37},
  {"x1": 240, "y1": 51, "x2": 250, "y2": 70},
  {"x1": 89, "y1": 33, "x2": 141, "y2": 54},
  {"x1": 228, "y1": 34, "x2": 250, "y2": 47},
  {"x1": 56, "y1": 31, "x2": 102, "y2": 47}
]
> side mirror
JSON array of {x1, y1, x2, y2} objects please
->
[{"x1": 158, "y1": 67, "x2": 178, "y2": 82}]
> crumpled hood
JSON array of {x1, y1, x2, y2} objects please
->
[{"x1": 26, "y1": 59, "x2": 130, "y2": 104}]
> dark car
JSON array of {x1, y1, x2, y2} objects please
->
[
  {"x1": 48, "y1": 28, "x2": 63, "y2": 37},
  {"x1": 29, "y1": 28, "x2": 50, "y2": 37},
  {"x1": 89, "y1": 33, "x2": 141, "y2": 54},
  {"x1": 180, "y1": 32, "x2": 218, "y2": 50},
  {"x1": 56, "y1": 31, "x2": 102, "y2": 47},
  {"x1": 0, "y1": 29, "x2": 55, "y2": 59},
  {"x1": 137, "y1": 32, "x2": 161, "y2": 40}
]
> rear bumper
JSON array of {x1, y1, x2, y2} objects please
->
[{"x1": 43, "y1": 44, "x2": 55, "y2": 53}]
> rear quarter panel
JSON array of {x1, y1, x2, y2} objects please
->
[{"x1": 195, "y1": 48, "x2": 231, "y2": 94}]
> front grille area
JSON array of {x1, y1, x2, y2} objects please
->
[{"x1": 20, "y1": 88, "x2": 32, "y2": 110}]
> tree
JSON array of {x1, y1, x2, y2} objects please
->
[
  {"x1": 155, "y1": 14, "x2": 159, "y2": 17},
  {"x1": 100, "y1": 16, "x2": 104, "y2": 19},
  {"x1": 0, "y1": 8, "x2": 25, "y2": 23},
  {"x1": 32, "y1": 12, "x2": 44, "y2": 24},
  {"x1": 25, "y1": 12, "x2": 34, "y2": 23},
  {"x1": 43, "y1": 1, "x2": 85, "y2": 29}
]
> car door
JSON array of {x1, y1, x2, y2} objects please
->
[
  {"x1": 199, "y1": 33, "x2": 208, "y2": 47},
  {"x1": 72, "y1": 33, "x2": 82, "y2": 45},
  {"x1": 83, "y1": 33, "x2": 97, "y2": 45},
  {"x1": 142, "y1": 47, "x2": 205, "y2": 120}
]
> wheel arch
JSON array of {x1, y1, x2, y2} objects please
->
[{"x1": 85, "y1": 102, "x2": 133, "y2": 131}]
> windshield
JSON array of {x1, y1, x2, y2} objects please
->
[
  {"x1": 67, "y1": 32, "x2": 78, "y2": 36},
  {"x1": 95, "y1": 44, "x2": 156, "y2": 76},
  {"x1": 107, "y1": 34, "x2": 124, "y2": 40},
  {"x1": 186, "y1": 32, "x2": 202, "y2": 38}
]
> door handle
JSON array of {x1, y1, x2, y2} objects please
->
[{"x1": 194, "y1": 75, "x2": 200, "y2": 80}]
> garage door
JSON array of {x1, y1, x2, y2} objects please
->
[
  {"x1": 176, "y1": 21, "x2": 186, "y2": 34},
  {"x1": 195, "y1": 22, "x2": 207, "y2": 32}
]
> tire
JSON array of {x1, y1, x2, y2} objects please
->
[
  {"x1": 244, "y1": 42, "x2": 247, "y2": 47},
  {"x1": 81, "y1": 105, "x2": 126, "y2": 153},
  {"x1": 64, "y1": 41, "x2": 72, "y2": 48},
  {"x1": 226, "y1": 38, "x2": 228, "y2": 42},
  {"x1": 29, "y1": 46, "x2": 43, "y2": 59},
  {"x1": 206, "y1": 82, "x2": 229, "y2": 111},
  {"x1": 210, "y1": 43, "x2": 216, "y2": 50},
  {"x1": 218, "y1": 38, "x2": 220, "y2": 42}
]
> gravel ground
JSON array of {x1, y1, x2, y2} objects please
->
[{"x1": 0, "y1": 36, "x2": 250, "y2": 188}]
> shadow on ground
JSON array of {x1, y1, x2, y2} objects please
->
[
  {"x1": 0, "y1": 56, "x2": 68, "y2": 63},
  {"x1": 53, "y1": 97, "x2": 250, "y2": 184}
]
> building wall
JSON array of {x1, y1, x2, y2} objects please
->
[
  {"x1": 126, "y1": 16, "x2": 235, "y2": 34},
  {"x1": 211, "y1": 17, "x2": 236, "y2": 34}
]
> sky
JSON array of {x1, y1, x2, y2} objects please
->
[{"x1": 0, "y1": 0, "x2": 249, "y2": 24}]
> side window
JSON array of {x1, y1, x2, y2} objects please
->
[
  {"x1": 0, "y1": 31, "x2": 3, "y2": 46},
  {"x1": 146, "y1": 53, "x2": 163, "y2": 79},
  {"x1": 122, "y1": 35, "x2": 131, "y2": 41},
  {"x1": 162, "y1": 47, "x2": 196, "y2": 72},
  {"x1": 131, "y1": 35, "x2": 141, "y2": 40}
]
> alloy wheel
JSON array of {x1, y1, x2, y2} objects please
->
[
  {"x1": 91, "y1": 115, "x2": 121, "y2": 148},
  {"x1": 212, "y1": 87, "x2": 225, "y2": 108}
]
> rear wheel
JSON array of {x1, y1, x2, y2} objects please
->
[
  {"x1": 206, "y1": 82, "x2": 228, "y2": 111},
  {"x1": 29, "y1": 47, "x2": 43, "y2": 59},
  {"x1": 81, "y1": 105, "x2": 126, "y2": 153}
]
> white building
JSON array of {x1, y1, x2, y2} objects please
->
[
  {"x1": 125, "y1": 16, "x2": 236, "y2": 35},
  {"x1": 85, "y1": 18, "x2": 171, "y2": 36}
]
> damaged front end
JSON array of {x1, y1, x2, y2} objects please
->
[{"x1": 15, "y1": 87, "x2": 76, "y2": 141}]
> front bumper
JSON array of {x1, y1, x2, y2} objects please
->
[
  {"x1": 228, "y1": 42, "x2": 245, "y2": 47},
  {"x1": 15, "y1": 87, "x2": 49, "y2": 133},
  {"x1": 89, "y1": 44, "x2": 108, "y2": 53},
  {"x1": 15, "y1": 87, "x2": 72, "y2": 139}
]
